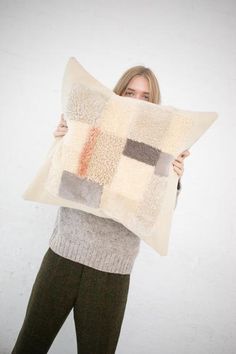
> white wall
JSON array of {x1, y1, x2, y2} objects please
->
[{"x1": 1, "y1": 0, "x2": 236, "y2": 353}]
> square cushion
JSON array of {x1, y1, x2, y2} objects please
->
[{"x1": 22, "y1": 57, "x2": 218, "y2": 256}]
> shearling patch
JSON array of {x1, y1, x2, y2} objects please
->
[{"x1": 122, "y1": 138, "x2": 160, "y2": 166}]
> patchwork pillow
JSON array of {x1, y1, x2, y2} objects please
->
[{"x1": 22, "y1": 57, "x2": 218, "y2": 256}]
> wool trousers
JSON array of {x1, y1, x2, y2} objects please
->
[{"x1": 11, "y1": 247, "x2": 130, "y2": 354}]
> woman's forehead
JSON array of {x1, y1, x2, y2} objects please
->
[{"x1": 127, "y1": 76, "x2": 150, "y2": 93}]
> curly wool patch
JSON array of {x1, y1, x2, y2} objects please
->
[
  {"x1": 65, "y1": 84, "x2": 108, "y2": 125},
  {"x1": 86, "y1": 131, "x2": 126, "y2": 186}
]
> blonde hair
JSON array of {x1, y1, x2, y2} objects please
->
[{"x1": 113, "y1": 65, "x2": 161, "y2": 104}]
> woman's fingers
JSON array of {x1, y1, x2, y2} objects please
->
[
  {"x1": 53, "y1": 118, "x2": 68, "y2": 137},
  {"x1": 53, "y1": 129, "x2": 67, "y2": 137},
  {"x1": 59, "y1": 113, "x2": 67, "y2": 126},
  {"x1": 53, "y1": 113, "x2": 68, "y2": 137},
  {"x1": 172, "y1": 159, "x2": 184, "y2": 177},
  {"x1": 181, "y1": 150, "x2": 190, "y2": 158},
  {"x1": 172, "y1": 160, "x2": 182, "y2": 169},
  {"x1": 58, "y1": 126, "x2": 68, "y2": 132},
  {"x1": 58, "y1": 121, "x2": 67, "y2": 127},
  {"x1": 175, "y1": 150, "x2": 190, "y2": 163},
  {"x1": 173, "y1": 165, "x2": 183, "y2": 177},
  {"x1": 54, "y1": 131, "x2": 65, "y2": 137},
  {"x1": 60, "y1": 113, "x2": 66, "y2": 122},
  {"x1": 172, "y1": 161, "x2": 184, "y2": 176}
]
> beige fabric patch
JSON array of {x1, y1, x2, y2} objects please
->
[
  {"x1": 87, "y1": 131, "x2": 126, "y2": 185},
  {"x1": 46, "y1": 142, "x2": 64, "y2": 196}
]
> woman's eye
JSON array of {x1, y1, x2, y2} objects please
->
[{"x1": 125, "y1": 92, "x2": 133, "y2": 96}]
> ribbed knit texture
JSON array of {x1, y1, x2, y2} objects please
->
[
  {"x1": 49, "y1": 207, "x2": 141, "y2": 275},
  {"x1": 49, "y1": 179, "x2": 182, "y2": 275}
]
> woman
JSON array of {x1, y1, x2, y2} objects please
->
[{"x1": 12, "y1": 65, "x2": 190, "y2": 354}]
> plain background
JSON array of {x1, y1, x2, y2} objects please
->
[{"x1": 0, "y1": 0, "x2": 236, "y2": 353}]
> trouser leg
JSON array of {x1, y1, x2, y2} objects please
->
[
  {"x1": 11, "y1": 248, "x2": 83, "y2": 354},
  {"x1": 73, "y1": 265, "x2": 130, "y2": 354}
]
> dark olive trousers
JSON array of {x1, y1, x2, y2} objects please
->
[{"x1": 11, "y1": 248, "x2": 130, "y2": 354}]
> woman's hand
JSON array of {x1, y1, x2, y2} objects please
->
[
  {"x1": 172, "y1": 150, "x2": 190, "y2": 177},
  {"x1": 53, "y1": 113, "x2": 68, "y2": 138}
]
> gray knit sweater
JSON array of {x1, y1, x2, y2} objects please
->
[{"x1": 49, "y1": 179, "x2": 182, "y2": 275}]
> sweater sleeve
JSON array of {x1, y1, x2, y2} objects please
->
[{"x1": 174, "y1": 177, "x2": 182, "y2": 209}]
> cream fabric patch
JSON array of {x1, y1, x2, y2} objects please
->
[
  {"x1": 22, "y1": 56, "x2": 218, "y2": 256},
  {"x1": 100, "y1": 186, "x2": 139, "y2": 223},
  {"x1": 135, "y1": 175, "x2": 168, "y2": 227},
  {"x1": 100, "y1": 94, "x2": 135, "y2": 138},
  {"x1": 109, "y1": 155, "x2": 154, "y2": 201},
  {"x1": 63, "y1": 120, "x2": 90, "y2": 151},
  {"x1": 61, "y1": 145, "x2": 80, "y2": 174},
  {"x1": 128, "y1": 105, "x2": 171, "y2": 147}
]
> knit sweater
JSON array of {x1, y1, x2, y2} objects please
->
[{"x1": 49, "y1": 179, "x2": 182, "y2": 275}]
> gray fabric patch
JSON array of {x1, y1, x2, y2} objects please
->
[
  {"x1": 123, "y1": 138, "x2": 160, "y2": 166},
  {"x1": 59, "y1": 170, "x2": 103, "y2": 207},
  {"x1": 154, "y1": 152, "x2": 174, "y2": 177}
]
